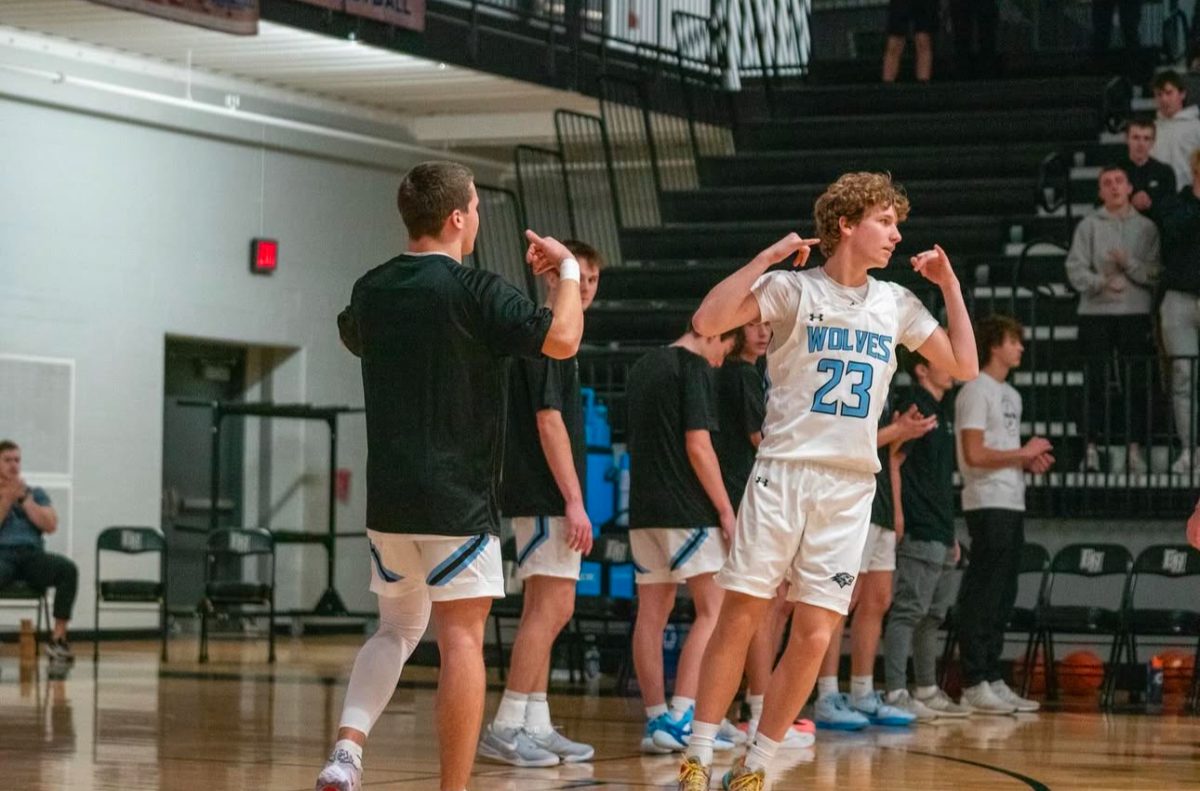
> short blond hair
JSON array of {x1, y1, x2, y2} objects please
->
[{"x1": 813, "y1": 172, "x2": 910, "y2": 257}]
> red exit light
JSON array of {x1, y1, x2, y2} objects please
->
[{"x1": 251, "y1": 238, "x2": 278, "y2": 274}]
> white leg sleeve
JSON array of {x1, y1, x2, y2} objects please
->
[{"x1": 339, "y1": 592, "x2": 432, "y2": 736}]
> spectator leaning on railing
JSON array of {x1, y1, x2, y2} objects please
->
[
  {"x1": 1064, "y1": 165, "x2": 1160, "y2": 474},
  {"x1": 1156, "y1": 148, "x2": 1200, "y2": 475}
]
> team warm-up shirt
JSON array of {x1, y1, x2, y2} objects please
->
[
  {"x1": 500, "y1": 356, "x2": 586, "y2": 517},
  {"x1": 752, "y1": 267, "x2": 940, "y2": 474},
  {"x1": 955, "y1": 371, "x2": 1026, "y2": 512},
  {"x1": 897, "y1": 385, "x2": 957, "y2": 545},
  {"x1": 715, "y1": 358, "x2": 767, "y2": 511},
  {"x1": 627, "y1": 346, "x2": 721, "y2": 528},
  {"x1": 344, "y1": 252, "x2": 552, "y2": 536}
]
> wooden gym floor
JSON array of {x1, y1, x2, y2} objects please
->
[{"x1": 1, "y1": 636, "x2": 1197, "y2": 790}]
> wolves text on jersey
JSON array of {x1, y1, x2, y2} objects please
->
[{"x1": 805, "y1": 325, "x2": 894, "y2": 364}]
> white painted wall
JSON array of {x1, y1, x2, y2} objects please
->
[{"x1": 0, "y1": 39, "x2": 504, "y2": 631}]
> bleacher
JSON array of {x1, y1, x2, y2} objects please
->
[{"x1": 487, "y1": 61, "x2": 1200, "y2": 520}]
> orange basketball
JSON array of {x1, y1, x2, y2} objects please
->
[
  {"x1": 1158, "y1": 650, "x2": 1196, "y2": 694},
  {"x1": 1058, "y1": 651, "x2": 1105, "y2": 695}
]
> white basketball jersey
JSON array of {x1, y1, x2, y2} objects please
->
[{"x1": 752, "y1": 267, "x2": 939, "y2": 474}]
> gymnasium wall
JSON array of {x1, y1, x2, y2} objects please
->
[{"x1": 0, "y1": 37, "x2": 504, "y2": 631}]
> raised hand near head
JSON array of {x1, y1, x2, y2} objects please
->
[
  {"x1": 762, "y1": 233, "x2": 822, "y2": 268},
  {"x1": 910, "y1": 244, "x2": 958, "y2": 288},
  {"x1": 525, "y1": 229, "x2": 572, "y2": 276}
]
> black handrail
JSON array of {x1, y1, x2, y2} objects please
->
[
  {"x1": 1102, "y1": 76, "x2": 1134, "y2": 134},
  {"x1": 1162, "y1": 7, "x2": 1189, "y2": 63},
  {"x1": 1036, "y1": 150, "x2": 1075, "y2": 243}
]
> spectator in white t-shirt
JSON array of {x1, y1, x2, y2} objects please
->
[{"x1": 953, "y1": 315, "x2": 1054, "y2": 714}]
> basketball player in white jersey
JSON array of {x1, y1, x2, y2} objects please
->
[{"x1": 677, "y1": 172, "x2": 979, "y2": 790}]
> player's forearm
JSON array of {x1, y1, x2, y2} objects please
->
[
  {"x1": 890, "y1": 463, "x2": 904, "y2": 531},
  {"x1": 939, "y1": 279, "x2": 979, "y2": 381},
  {"x1": 536, "y1": 410, "x2": 584, "y2": 506},
  {"x1": 542, "y1": 280, "x2": 583, "y2": 360},
  {"x1": 686, "y1": 435, "x2": 734, "y2": 519},
  {"x1": 692, "y1": 253, "x2": 772, "y2": 337},
  {"x1": 877, "y1": 423, "x2": 905, "y2": 448}
]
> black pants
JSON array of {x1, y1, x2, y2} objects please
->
[
  {"x1": 949, "y1": 0, "x2": 998, "y2": 78},
  {"x1": 1077, "y1": 313, "x2": 1154, "y2": 443},
  {"x1": 0, "y1": 547, "x2": 79, "y2": 621},
  {"x1": 1093, "y1": 0, "x2": 1142, "y2": 53},
  {"x1": 956, "y1": 509, "x2": 1024, "y2": 687}
]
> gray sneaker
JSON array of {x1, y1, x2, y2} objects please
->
[
  {"x1": 990, "y1": 680, "x2": 1040, "y2": 712},
  {"x1": 885, "y1": 689, "x2": 938, "y2": 722},
  {"x1": 477, "y1": 724, "x2": 560, "y2": 767},
  {"x1": 961, "y1": 682, "x2": 1016, "y2": 714},
  {"x1": 527, "y1": 728, "x2": 595, "y2": 762},
  {"x1": 916, "y1": 688, "x2": 973, "y2": 718}
]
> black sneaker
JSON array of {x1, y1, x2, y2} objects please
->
[{"x1": 45, "y1": 637, "x2": 74, "y2": 664}]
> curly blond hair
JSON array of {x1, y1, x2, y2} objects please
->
[{"x1": 813, "y1": 172, "x2": 910, "y2": 257}]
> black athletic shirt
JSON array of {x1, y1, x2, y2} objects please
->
[
  {"x1": 897, "y1": 385, "x2": 957, "y2": 546},
  {"x1": 714, "y1": 358, "x2": 766, "y2": 511},
  {"x1": 342, "y1": 252, "x2": 552, "y2": 536},
  {"x1": 500, "y1": 356, "x2": 586, "y2": 517},
  {"x1": 627, "y1": 346, "x2": 720, "y2": 528},
  {"x1": 869, "y1": 396, "x2": 897, "y2": 531}
]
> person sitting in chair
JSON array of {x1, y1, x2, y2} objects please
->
[{"x1": 0, "y1": 439, "x2": 76, "y2": 661}]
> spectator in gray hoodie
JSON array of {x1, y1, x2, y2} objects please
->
[
  {"x1": 1151, "y1": 71, "x2": 1200, "y2": 191},
  {"x1": 1066, "y1": 165, "x2": 1160, "y2": 474}
]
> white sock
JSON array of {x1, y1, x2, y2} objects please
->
[
  {"x1": 850, "y1": 675, "x2": 874, "y2": 699},
  {"x1": 646, "y1": 703, "x2": 669, "y2": 720},
  {"x1": 670, "y1": 696, "x2": 695, "y2": 718},
  {"x1": 915, "y1": 685, "x2": 938, "y2": 700},
  {"x1": 746, "y1": 693, "x2": 765, "y2": 723},
  {"x1": 331, "y1": 739, "x2": 363, "y2": 765},
  {"x1": 494, "y1": 690, "x2": 529, "y2": 730},
  {"x1": 816, "y1": 676, "x2": 839, "y2": 698},
  {"x1": 685, "y1": 719, "x2": 719, "y2": 765},
  {"x1": 338, "y1": 594, "x2": 430, "y2": 736},
  {"x1": 744, "y1": 732, "x2": 780, "y2": 772},
  {"x1": 525, "y1": 692, "x2": 553, "y2": 736},
  {"x1": 886, "y1": 689, "x2": 905, "y2": 704}
]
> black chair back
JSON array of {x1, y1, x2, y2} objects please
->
[{"x1": 97, "y1": 526, "x2": 165, "y2": 554}]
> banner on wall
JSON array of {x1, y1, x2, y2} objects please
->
[
  {"x1": 89, "y1": 0, "x2": 259, "y2": 35},
  {"x1": 297, "y1": 0, "x2": 426, "y2": 32}
]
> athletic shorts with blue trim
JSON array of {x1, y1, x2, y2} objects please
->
[
  {"x1": 629, "y1": 527, "x2": 726, "y2": 585},
  {"x1": 366, "y1": 529, "x2": 504, "y2": 601},
  {"x1": 511, "y1": 516, "x2": 582, "y2": 581}
]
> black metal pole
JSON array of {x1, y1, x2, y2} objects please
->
[
  {"x1": 327, "y1": 414, "x2": 338, "y2": 595},
  {"x1": 210, "y1": 405, "x2": 221, "y2": 534}
]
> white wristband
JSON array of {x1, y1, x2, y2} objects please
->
[{"x1": 558, "y1": 257, "x2": 580, "y2": 283}]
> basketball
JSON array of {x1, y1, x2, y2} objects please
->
[
  {"x1": 1158, "y1": 650, "x2": 1196, "y2": 694},
  {"x1": 1058, "y1": 651, "x2": 1105, "y2": 695}
]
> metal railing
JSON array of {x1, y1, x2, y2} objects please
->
[
  {"x1": 515, "y1": 145, "x2": 576, "y2": 241},
  {"x1": 469, "y1": 185, "x2": 539, "y2": 297},
  {"x1": 555, "y1": 109, "x2": 625, "y2": 266},
  {"x1": 1036, "y1": 150, "x2": 1076, "y2": 245}
]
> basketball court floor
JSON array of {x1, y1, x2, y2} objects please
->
[{"x1": 2, "y1": 637, "x2": 1197, "y2": 791}]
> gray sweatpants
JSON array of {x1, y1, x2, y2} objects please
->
[{"x1": 884, "y1": 538, "x2": 958, "y2": 692}]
